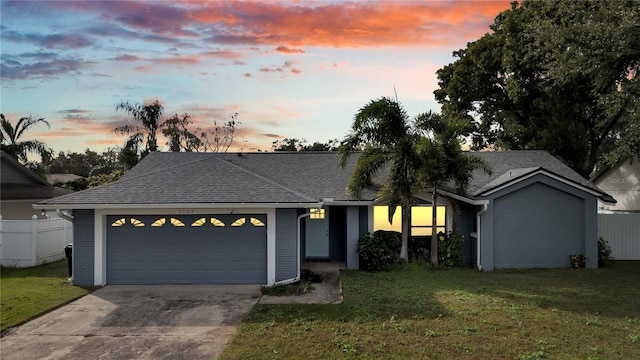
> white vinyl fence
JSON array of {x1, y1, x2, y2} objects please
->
[
  {"x1": 0, "y1": 216, "x2": 73, "y2": 267},
  {"x1": 598, "y1": 213, "x2": 640, "y2": 260}
]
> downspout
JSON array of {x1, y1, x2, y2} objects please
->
[
  {"x1": 476, "y1": 203, "x2": 488, "y2": 271},
  {"x1": 273, "y1": 209, "x2": 314, "y2": 286},
  {"x1": 56, "y1": 209, "x2": 74, "y2": 222}
]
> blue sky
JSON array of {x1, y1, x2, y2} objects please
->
[{"x1": 0, "y1": 0, "x2": 511, "y2": 154}]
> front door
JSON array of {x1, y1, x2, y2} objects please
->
[{"x1": 305, "y1": 208, "x2": 329, "y2": 259}]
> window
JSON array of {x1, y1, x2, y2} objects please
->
[
  {"x1": 373, "y1": 205, "x2": 446, "y2": 236},
  {"x1": 231, "y1": 217, "x2": 246, "y2": 226},
  {"x1": 250, "y1": 217, "x2": 265, "y2": 227},
  {"x1": 130, "y1": 218, "x2": 145, "y2": 227},
  {"x1": 410, "y1": 206, "x2": 446, "y2": 236},
  {"x1": 191, "y1": 218, "x2": 207, "y2": 227},
  {"x1": 210, "y1": 218, "x2": 225, "y2": 227},
  {"x1": 111, "y1": 218, "x2": 126, "y2": 227},
  {"x1": 310, "y1": 208, "x2": 325, "y2": 220},
  {"x1": 170, "y1": 218, "x2": 185, "y2": 227},
  {"x1": 151, "y1": 218, "x2": 166, "y2": 227}
]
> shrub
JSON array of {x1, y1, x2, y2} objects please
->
[
  {"x1": 408, "y1": 236, "x2": 430, "y2": 261},
  {"x1": 438, "y1": 231, "x2": 464, "y2": 267},
  {"x1": 598, "y1": 236, "x2": 614, "y2": 267},
  {"x1": 357, "y1": 230, "x2": 402, "y2": 272}
]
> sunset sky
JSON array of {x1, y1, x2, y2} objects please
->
[{"x1": 0, "y1": 0, "x2": 511, "y2": 155}]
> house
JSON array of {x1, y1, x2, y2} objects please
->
[
  {"x1": 1, "y1": 152, "x2": 73, "y2": 220},
  {"x1": 591, "y1": 156, "x2": 640, "y2": 260},
  {"x1": 34, "y1": 150, "x2": 614, "y2": 286},
  {"x1": 592, "y1": 156, "x2": 640, "y2": 213}
]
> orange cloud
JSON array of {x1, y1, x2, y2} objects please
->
[{"x1": 191, "y1": 1, "x2": 512, "y2": 48}]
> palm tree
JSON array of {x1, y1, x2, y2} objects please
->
[
  {"x1": 338, "y1": 97, "x2": 421, "y2": 260},
  {"x1": 416, "y1": 112, "x2": 492, "y2": 265},
  {"x1": 0, "y1": 113, "x2": 51, "y2": 163},
  {"x1": 114, "y1": 100, "x2": 164, "y2": 161}
]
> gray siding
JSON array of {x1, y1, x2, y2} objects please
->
[
  {"x1": 494, "y1": 182, "x2": 584, "y2": 269},
  {"x1": 72, "y1": 209, "x2": 94, "y2": 286},
  {"x1": 346, "y1": 207, "x2": 360, "y2": 270},
  {"x1": 276, "y1": 208, "x2": 298, "y2": 282},
  {"x1": 478, "y1": 172, "x2": 602, "y2": 270},
  {"x1": 1, "y1": 161, "x2": 39, "y2": 184}
]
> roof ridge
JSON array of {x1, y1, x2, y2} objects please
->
[
  {"x1": 120, "y1": 153, "x2": 217, "y2": 181},
  {"x1": 215, "y1": 156, "x2": 318, "y2": 202}
]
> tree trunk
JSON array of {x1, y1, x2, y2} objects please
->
[
  {"x1": 430, "y1": 189, "x2": 439, "y2": 265},
  {"x1": 400, "y1": 205, "x2": 410, "y2": 260}
]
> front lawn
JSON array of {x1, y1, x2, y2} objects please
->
[
  {"x1": 1, "y1": 260, "x2": 95, "y2": 332},
  {"x1": 222, "y1": 261, "x2": 640, "y2": 359}
]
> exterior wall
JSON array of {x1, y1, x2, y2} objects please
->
[
  {"x1": 594, "y1": 157, "x2": 640, "y2": 212},
  {"x1": 480, "y1": 175, "x2": 597, "y2": 271},
  {"x1": 275, "y1": 208, "x2": 298, "y2": 282},
  {"x1": 1, "y1": 160, "x2": 39, "y2": 184},
  {"x1": 0, "y1": 200, "x2": 47, "y2": 220},
  {"x1": 72, "y1": 209, "x2": 95, "y2": 286},
  {"x1": 345, "y1": 206, "x2": 360, "y2": 270}
]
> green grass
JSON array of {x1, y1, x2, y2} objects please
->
[
  {"x1": 222, "y1": 261, "x2": 640, "y2": 359},
  {"x1": 1, "y1": 260, "x2": 96, "y2": 332}
]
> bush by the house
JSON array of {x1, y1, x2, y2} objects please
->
[
  {"x1": 357, "y1": 230, "x2": 402, "y2": 272},
  {"x1": 598, "y1": 236, "x2": 614, "y2": 267},
  {"x1": 438, "y1": 231, "x2": 464, "y2": 267},
  {"x1": 408, "y1": 236, "x2": 430, "y2": 261}
]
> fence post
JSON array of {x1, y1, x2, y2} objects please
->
[{"x1": 31, "y1": 215, "x2": 38, "y2": 266}]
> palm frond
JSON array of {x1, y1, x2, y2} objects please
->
[{"x1": 346, "y1": 146, "x2": 390, "y2": 198}]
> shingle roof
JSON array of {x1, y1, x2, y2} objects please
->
[
  {"x1": 464, "y1": 151, "x2": 608, "y2": 198},
  {"x1": 1, "y1": 151, "x2": 74, "y2": 200},
  {"x1": 38, "y1": 152, "x2": 376, "y2": 206},
  {"x1": 36, "y1": 150, "x2": 611, "y2": 207}
]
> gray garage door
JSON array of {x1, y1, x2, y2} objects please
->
[{"x1": 106, "y1": 214, "x2": 266, "y2": 284}]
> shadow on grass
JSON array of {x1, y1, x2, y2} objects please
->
[
  {"x1": 1, "y1": 260, "x2": 71, "y2": 279},
  {"x1": 243, "y1": 261, "x2": 640, "y2": 324}
]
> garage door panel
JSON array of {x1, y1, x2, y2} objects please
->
[{"x1": 107, "y1": 214, "x2": 266, "y2": 284}]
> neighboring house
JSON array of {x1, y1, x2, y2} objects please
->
[
  {"x1": 1, "y1": 152, "x2": 73, "y2": 220},
  {"x1": 592, "y1": 156, "x2": 640, "y2": 213},
  {"x1": 46, "y1": 173, "x2": 82, "y2": 185},
  {"x1": 35, "y1": 150, "x2": 614, "y2": 286}
]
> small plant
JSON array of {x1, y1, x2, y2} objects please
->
[
  {"x1": 357, "y1": 230, "x2": 402, "y2": 272},
  {"x1": 570, "y1": 254, "x2": 587, "y2": 268},
  {"x1": 438, "y1": 231, "x2": 465, "y2": 267},
  {"x1": 425, "y1": 329, "x2": 441, "y2": 338},
  {"x1": 597, "y1": 237, "x2": 614, "y2": 267},
  {"x1": 261, "y1": 280, "x2": 314, "y2": 296}
]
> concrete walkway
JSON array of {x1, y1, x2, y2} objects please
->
[{"x1": 0, "y1": 285, "x2": 261, "y2": 360}]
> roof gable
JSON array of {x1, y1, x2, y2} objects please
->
[{"x1": 1, "y1": 151, "x2": 49, "y2": 185}]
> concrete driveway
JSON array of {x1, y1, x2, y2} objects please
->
[{"x1": 0, "y1": 285, "x2": 261, "y2": 360}]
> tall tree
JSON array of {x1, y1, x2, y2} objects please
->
[
  {"x1": 197, "y1": 112, "x2": 241, "y2": 152},
  {"x1": 0, "y1": 113, "x2": 51, "y2": 163},
  {"x1": 338, "y1": 97, "x2": 421, "y2": 260},
  {"x1": 435, "y1": 0, "x2": 640, "y2": 177},
  {"x1": 416, "y1": 112, "x2": 491, "y2": 265},
  {"x1": 162, "y1": 113, "x2": 202, "y2": 152},
  {"x1": 114, "y1": 100, "x2": 164, "y2": 162},
  {"x1": 272, "y1": 138, "x2": 338, "y2": 151}
]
